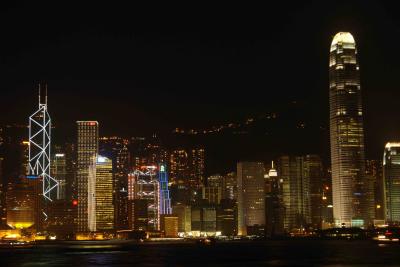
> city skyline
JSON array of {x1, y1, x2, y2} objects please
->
[{"x1": 1, "y1": 2, "x2": 400, "y2": 167}]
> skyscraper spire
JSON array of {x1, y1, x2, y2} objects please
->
[
  {"x1": 45, "y1": 83, "x2": 48, "y2": 105},
  {"x1": 38, "y1": 83, "x2": 41, "y2": 106}
]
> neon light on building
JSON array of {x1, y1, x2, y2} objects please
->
[
  {"x1": 158, "y1": 163, "x2": 172, "y2": 215},
  {"x1": 128, "y1": 166, "x2": 160, "y2": 230},
  {"x1": 28, "y1": 85, "x2": 59, "y2": 201}
]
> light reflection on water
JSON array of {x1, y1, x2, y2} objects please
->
[{"x1": 2, "y1": 240, "x2": 400, "y2": 267}]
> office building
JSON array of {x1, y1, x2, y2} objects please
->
[
  {"x1": 95, "y1": 156, "x2": 114, "y2": 230},
  {"x1": 237, "y1": 162, "x2": 265, "y2": 236},
  {"x1": 383, "y1": 143, "x2": 400, "y2": 223},
  {"x1": 217, "y1": 199, "x2": 237, "y2": 236},
  {"x1": 329, "y1": 32, "x2": 374, "y2": 227},
  {"x1": 366, "y1": 159, "x2": 384, "y2": 221},
  {"x1": 265, "y1": 161, "x2": 285, "y2": 237},
  {"x1": 278, "y1": 156, "x2": 311, "y2": 231},
  {"x1": 76, "y1": 121, "x2": 98, "y2": 232},
  {"x1": 128, "y1": 166, "x2": 160, "y2": 231},
  {"x1": 172, "y1": 203, "x2": 191, "y2": 233},
  {"x1": 51, "y1": 152, "x2": 67, "y2": 200}
]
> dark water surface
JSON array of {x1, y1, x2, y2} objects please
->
[{"x1": 2, "y1": 240, "x2": 400, "y2": 266}]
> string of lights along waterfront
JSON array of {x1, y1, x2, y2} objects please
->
[{"x1": 0, "y1": 31, "x2": 399, "y2": 248}]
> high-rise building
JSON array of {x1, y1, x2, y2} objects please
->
[
  {"x1": 65, "y1": 143, "x2": 76, "y2": 202},
  {"x1": 383, "y1": 143, "x2": 400, "y2": 223},
  {"x1": 265, "y1": 161, "x2": 285, "y2": 237},
  {"x1": 366, "y1": 159, "x2": 384, "y2": 221},
  {"x1": 76, "y1": 121, "x2": 98, "y2": 232},
  {"x1": 303, "y1": 155, "x2": 324, "y2": 228},
  {"x1": 170, "y1": 149, "x2": 189, "y2": 185},
  {"x1": 99, "y1": 137, "x2": 130, "y2": 230},
  {"x1": 191, "y1": 203, "x2": 217, "y2": 235},
  {"x1": 190, "y1": 148, "x2": 205, "y2": 190},
  {"x1": 237, "y1": 162, "x2": 265, "y2": 236},
  {"x1": 51, "y1": 152, "x2": 67, "y2": 200},
  {"x1": 95, "y1": 156, "x2": 114, "y2": 230},
  {"x1": 224, "y1": 172, "x2": 237, "y2": 200},
  {"x1": 170, "y1": 148, "x2": 205, "y2": 204},
  {"x1": 172, "y1": 203, "x2": 191, "y2": 233},
  {"x1": 158, "y1": 163, "x2": 171, "y2": 215},
  {"x1": 217, "y1": 198, "x2": 237, "y2": 236},
  {"x1": 278, "y1": 156, "x2": 311, "y2": 231},
  {"x1": 128, "y1": 166, "x2": 160, "y2": 231},
  {"x1": 28, "y1": 87, "x2": 58, "y2": 201},
  {"x1": 329, "y1": 32, "x2": 373, "y2": 227}
]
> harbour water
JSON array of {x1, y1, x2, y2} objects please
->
[{"x1": 1, "y1": 239, "x2": 399, "y2": 266}]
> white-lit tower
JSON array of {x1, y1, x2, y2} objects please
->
[{"x1": 28, "y1": 85, "x2": 59, "y2": 201}]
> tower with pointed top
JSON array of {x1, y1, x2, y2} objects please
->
[
  {"x1": 28, "y1": 84, "x2": 59, "y2": 201},
  {"x1": 329, "y1": 32, "x2": 374, "y2": 227}
]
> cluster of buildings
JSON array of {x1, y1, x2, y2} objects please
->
[{"x1": 1, "y1": 32, "x2": 400, "y2": 241}]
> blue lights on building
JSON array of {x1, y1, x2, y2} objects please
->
[{"x1": 158, "y1": 163, "x2": 172, "y2": 215}]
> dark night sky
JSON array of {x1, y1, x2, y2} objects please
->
[{"x1": 1, "y1": 1, "x2": 400, "y2": 165}]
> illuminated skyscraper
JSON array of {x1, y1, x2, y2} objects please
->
[
  {"x1": 237, "y1": 162, "x2": 265, "y2": 236},
  {"x1": 76, "y1": 121, "x2": 98, "y2": 232},
  {"x1": 190, "y1": 148, "x2": 205, "y2": 189},
  {"x1": 278, "y1": 156, "x2": 311, "y2": 231},
  {"x1": 95, "y1": 156, "x2": 114, "y2": 230},
  {"x1": 158, "y1": 163, "x2": 171, "y2": 215},
  {"x1": 28, "y1": 87, "x2": 59, "y2": 201},
  {"x1": 383, "y1": 143, "x2": 400, "y2": 223},
  {"x1": 128, "y1": 166, "x2": 160, "y2": 230},
  {"x1": 99, "y1": 137, "x2": 130, "y2": 230},
  {"x1": 329, "y1": 32, "x2": 373, "y2": 227},
  {"x1": 51, "y1": 152, "x2": 67, "y2": 200},
  {"x1": 265, "y1": 161, "x2": 285, "y2": 237}
]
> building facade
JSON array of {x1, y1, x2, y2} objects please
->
[
  {"x1": 237, "y1": 162, "x2": 265, "y2": 236},
  {"x1": 95, "y1": 156, "x2": 114, "y2": 230},
  {"x1": 383, "y1": 143, "x2": 400, "y2": 223},
  {"x1": 329, "y1": 32, "x2": 373, "y2": 227},
  {"x1": 76, "y1": 121, "x2": 98, "y2": 232}
]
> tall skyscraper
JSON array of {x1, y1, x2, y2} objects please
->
[
  {"x1": 303, "y1": 155, "x2": 324, "y2": 228},
  {"x1": 76, "y1": 121, "x2": 98, "y2": 232},
  {"x1": 128, "y1": 166, "x2": 160, "y2": 231},
  {"x1": 99, "y1": 137, "x2": 130, "y2": 230},
  {"x1": 95, "y1": 156, "x2": 114, "y2": 230},
  {"x1": 383, "y1": 143, "x2": 400, "y2": 223},
  {"x1": 190, "y1": 148, "x2": 205, "y2": 189},
  {"x1": 169, "y1": 148, "x2": 205, "y2": 203},
  {"x1": 158, "y1": 163, "x2": 172, "y2": 215},
  {"x1": 329, "y1": 32, "x2": 373, "y2": 227},
  {"x1": 265, "y1": 161, "x2": 285, "y2": 237},
  {"x1": 237, "y1": 162, "x2": 265, "y2": 236},
  {"x1": 278, "y1": 156, "x2": 311, "y2": 231},
  {"x1": 28, "y1": 87, "x2": 59, "y2": 201},
  {"x1": 366, "y1": 159, "x2": 384, "y2": 221}
]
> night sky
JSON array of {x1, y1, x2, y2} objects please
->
[{"x1": 1, "y1": 1, "x2": 400, "y2": 169}]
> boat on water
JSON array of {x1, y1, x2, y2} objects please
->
[{"x1": 0, "y1": 240, "x2": 34, "y2": 249}]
